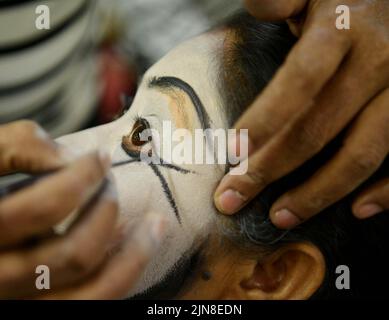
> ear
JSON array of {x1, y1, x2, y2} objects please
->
[
  {"x1": 178, "y1": 241, "x2": 325, "y2": 300},
  {"x1": 238, "y1": 242, "x2": 326, "y2": 300}
]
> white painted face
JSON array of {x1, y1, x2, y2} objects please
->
[{"x1": 57, "y1": 32, "x2": 228, "y2": 296}]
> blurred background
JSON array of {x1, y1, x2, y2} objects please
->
[{"x1": 0, "y1": 0, "x2": 242, "y2": 137}]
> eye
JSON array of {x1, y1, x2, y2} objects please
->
[
  {"x1": 131, "y1": 118, "x2": 151, "y2": 146},
  {"x1": 122, "y1": 117, "x2": 152, "y2": 154}
]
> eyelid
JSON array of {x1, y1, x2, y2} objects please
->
[{"x1": 138, "y1": 114, "x2": 163, "y2": 132}]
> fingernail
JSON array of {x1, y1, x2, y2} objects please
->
[
  {"x1": 98, "y1": 150, "x2": 111, "y2": 172},
  {"x1": 216, "y1": 189, "x2": 247, "y2": 214},
  {"x1": 356, "y1": 204, "x2": 383, "y2": 219},
  {"x1": 272, "y1": 209, "x2": 301, "y2": 229}
]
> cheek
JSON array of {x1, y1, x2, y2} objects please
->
[
  {"x1": 114, "y1": 164, "x2": 220, "y2": 296},
  {"x1": 170, "y1": 166, "x2": 222, "y2": 240},
  {"x1": 114, "y1": 171, "x2": 150, "y2": 220}
]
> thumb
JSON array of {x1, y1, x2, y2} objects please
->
[
  {"x1": 244, "y1": 0, "x2": 308, "y2": 20},
  {"x1": 0, "y1": 121, "x2": 66, "y2": 174}
]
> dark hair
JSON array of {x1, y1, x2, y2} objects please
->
[{"x1": 219, "y1": 11, "x2": 389, "y2": 299}]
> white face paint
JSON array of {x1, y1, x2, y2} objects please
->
[{"x1": 57, "y1": 32, "x2": 228, "y2": 296}]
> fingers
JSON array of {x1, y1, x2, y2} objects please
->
[
  {"x1": 244, "y1": 0, "x2": 308, "y2": 20},
  {"x1": 0, "y1": 120, "x2": 65, "y2": 174},
  {"x1": 269, "y1": 88, "x2": 389, "y2": 228},
  {"x1": 216, "y1": 22, "x2": 351, "y2": 214},
  {"x1": 0, "y1": 151, "x2": 111, "y2": 246},
  {"x1": 37, "y1": 213, "x2": 168, "y2": 300},
  {"x1": 234, "y1": 24, "x2": 351, "y2": 148},
  {"x1": 0, "y1": 182, "x2": 119, "y2": 299},
  {"x1": 353, "y1": 178, "x2": 389, "y2": 219},
  {"x1": 215, "y1": 36, "x2": 384, "y2": 216}
]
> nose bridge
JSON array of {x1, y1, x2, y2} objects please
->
[{"x1": 56, "y1": 119, "x2": 123, "y2": 157}]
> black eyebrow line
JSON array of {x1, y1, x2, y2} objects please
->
[{"x1": 148, "y1": 76, "x2": 212, "y2": 130}]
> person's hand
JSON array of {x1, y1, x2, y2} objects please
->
[
  {"x1": 0, "y1": 121, "x2": 165, "y2": 299},
  {"x1": 214, "y1": 0, "x2": 389, "y2": 228}
]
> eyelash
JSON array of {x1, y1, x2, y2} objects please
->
[{"x1": 130, "y1": 114, "x2": 143, "y2": 124}]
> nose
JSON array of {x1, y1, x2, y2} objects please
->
[{"x1": 56, "y1": 120, "x2": 125, "y2": 161}]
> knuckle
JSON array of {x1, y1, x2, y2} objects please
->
[
  {"x1": 245, "y1": 117, "x2": 275, "y2": 143},
  {"x1": 30, "y1": 196, "x2": 68, "y2": 226},
  {"x1": 273, "y1": 3, "x2": 295, "y2": 17},
  {"x1": 245, "y1": 166, "x2": 268, "y2": 188},
  {"x1": 78, "y1": 156, "x2": 105, "y2": 186},
  {"x1": 373, "y1": 47, "x2": 389, "y2": 75},
  {"x1": 294, "y1": 119, "x2": 327, "y2": 154},
  {"x1": 289, "y1": 56, "x2": 317, "y2": 91},
  {"x1": 311, "y1": 27, "x2": 337, "y2": 44},
  {"x1": 292, "y1": 60, "x2": 326, "y2": 92},
  {"x1": 244, "y1": 0, "x2": 295, "y2": 18},
  {"x1": 63, "y1": 245, "x2": 94, "y2": 277},
  {"x1": 305, "y1": 193, "x2": 333, "y2": 214},
  {"x1": 347, "y1": 146, "x2": 384, "y2": 174},
  {"x1": 12, "y1": 120, "x2": 40, "y2": 137},
  {"x1": 320, "y1": 24, "x2": 348, "y2": 44}
]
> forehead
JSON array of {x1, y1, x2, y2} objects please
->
[{"x1": 141, "y1": 32, "x2": 227, "y2": 128}]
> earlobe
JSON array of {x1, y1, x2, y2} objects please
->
[{"x1": 239, "y1": 242, "x2": 326, "y2": 300}]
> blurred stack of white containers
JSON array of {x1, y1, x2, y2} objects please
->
[
  {"x1": 0, "y1": 0, "x2": 104, "y2": 137},
  {"x1": 0, "y1": 0, "x2": 242, "y2": 137}
]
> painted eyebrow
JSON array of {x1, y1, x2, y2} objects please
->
[{"x1": 148, "y1": 76, "x2": 212, "y2": 130}]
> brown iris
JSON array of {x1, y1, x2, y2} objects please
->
[{"x1": 122, "y1": 118, "x2": 151, "y2": 153}]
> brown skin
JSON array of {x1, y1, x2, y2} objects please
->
[
  {"x1": 179, "y1": 236, "x2": 325, "y2": 300},
  {"x1": 214, "y1": 0, "x2": 389, "y2": 228},
  {"x1": 0, "y1": 121, "x2": 165, "y2": 299}
]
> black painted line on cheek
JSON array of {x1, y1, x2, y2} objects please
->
[
  {"x1": 149, "y1": 163, "x2": 182, "y2": 225},
  {"x1": 121, "y1": 141, "x2": 196, "y2": 174},
  {"x1": 158, "y1": 161, "x2": 194, "y2": 174}
]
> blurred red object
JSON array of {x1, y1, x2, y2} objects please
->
[{"x1": 98, "y1": 47, "x2": 137, "y2": 124}]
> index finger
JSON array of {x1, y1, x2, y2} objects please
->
[
  {"x1": 234, "y1": 23, "x2": 351, "y2": 149},
  {"x1": 0, "y1": 121, "x2": 65, "y2": 174},
  {"x1": 0, "y1": 151, "x2": 111, "y2": 246},
  {"x1": 244, "y1": 0, "x2": 308, "y2": 21}
]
